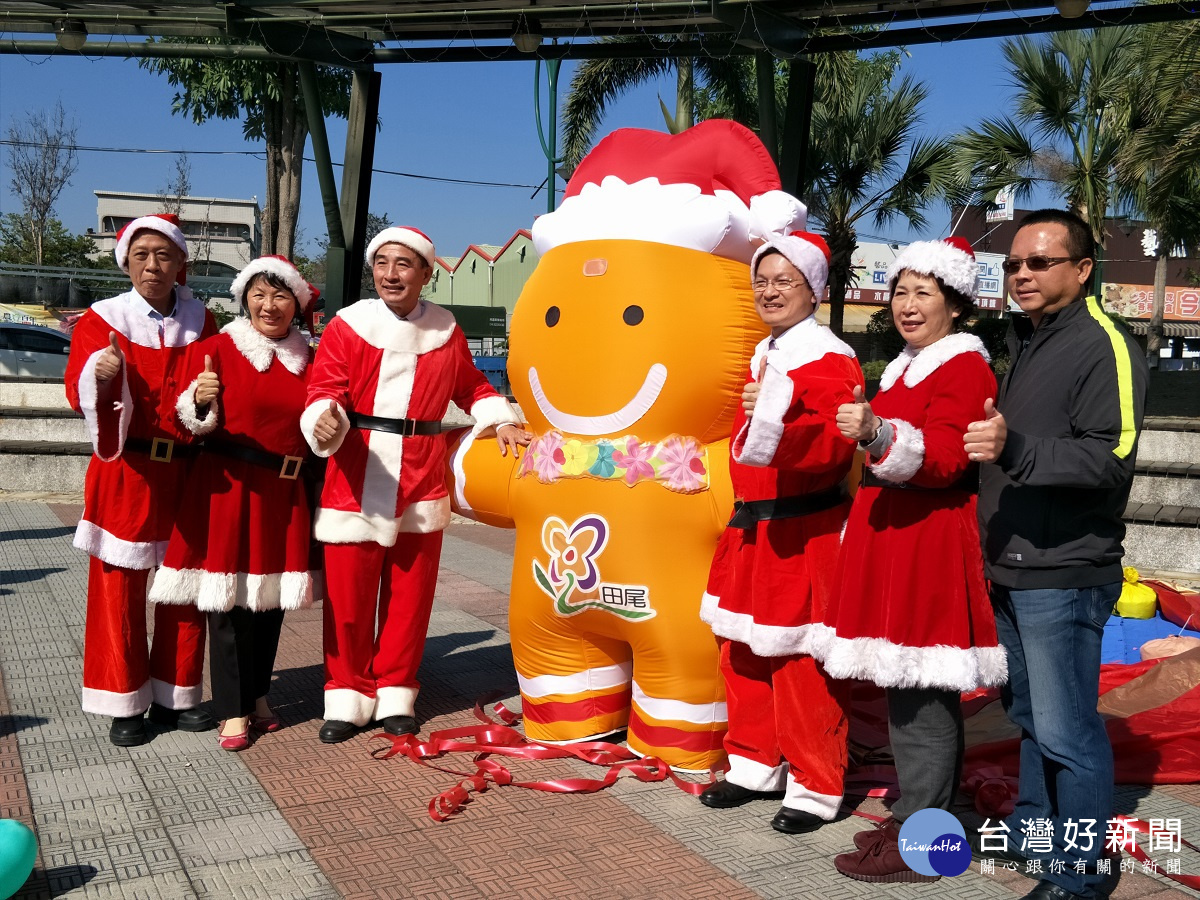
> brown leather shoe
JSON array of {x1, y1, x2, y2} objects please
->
[{"x1": 835, "y1": 820, "x2": 941, "y2": 883}]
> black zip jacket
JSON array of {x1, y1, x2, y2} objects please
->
[{"x1": 978, "y1": 296, "x2": 1148, "y2": 589}]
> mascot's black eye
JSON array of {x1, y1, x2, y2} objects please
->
[
  {"x1": 623, "y1": 305, "x2": 644, "y2": 326},
  {"x1": 545, "y1": 306, "x2": 561, "y2": 327}
]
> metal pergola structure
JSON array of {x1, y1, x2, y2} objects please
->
[{"x1": 4, "y1": 0, "x2": 1199, "y2": 311}]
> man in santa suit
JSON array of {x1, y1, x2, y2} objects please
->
[
  {"x1": 303, "y1": 226, "x2": 527, "y2": 743},
  {"x1": 65, "y1": 213, "x2": 219, "y2": 747},
  {"x1": 699, "y1": 230, "x2": 863, "y2": 833}
]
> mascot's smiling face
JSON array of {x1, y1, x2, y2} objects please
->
[{"x1": 508, "y1": 238, "x2": 766, "y2": 444}]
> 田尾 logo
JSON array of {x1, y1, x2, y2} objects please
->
[{"x1": 532, "y1": 514, "x2": 655, "y2": 621}]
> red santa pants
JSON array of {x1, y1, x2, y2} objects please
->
[
  {"x1": 322, "y1": 532, "x2": 443, "y2": 725},
  {"x1": 720, "y1": 639, "x2": 849, "y2": 819},
  {"x1": 82, "y1": 557, "x2": 207, "y2": 717}
]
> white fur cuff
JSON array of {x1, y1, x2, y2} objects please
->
[
  {"x1": 867, "y1": 418, "x2": 924, "y2": 483},
  {"x1": 175, "y1": 377, "x2": 219, "y2": 435},
  {"x1": 733, "y1": 365, "x2": 791, "y2": 467},
  {"x1": 375, "y1": 685, "x2": 419, "y2": 720},
  {"x1": 301, "y1": 399, "x2": 348, "y2": 457},
  {"x1": 78, "y1": 347, "x2": 133, "y2": 461},
  {"x1": 726, "y1": 755, "x2": 788, "y2": 792},
  {"x1": 468, "y1": 394, "x2": 521, "y2": 439},
  {"x1": 324, "y1": 688, "x2": 376, "y2": 727}
]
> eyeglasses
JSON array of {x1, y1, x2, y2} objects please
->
[
  {"x1": 752, "y1": 277, "x2": 809, "y2": 293},
  {"x1": 1000, "y1": 256, "x2": 1080, "y2": 275}
]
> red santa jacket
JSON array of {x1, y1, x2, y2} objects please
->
[
  {"x1": 64, "y1": 288, "x2": 218, "y2": 569},
  {"x1": 701, "y1": 316, "x2": 863, "y2": 654},
  {"x1": 301, "y1": 298, "x2": 518, "y2": 546}
]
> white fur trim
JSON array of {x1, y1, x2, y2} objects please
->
[
  {"x1": 533, "y1": 177, "x2": 794, "y2": 264},
  {"x1": 878, "y1": 332, "x2": 989, "y2": 391},
  {"x1": 806, "y1": 623, "x2": 1009, "y2": 691},
  {"x1": 700, "y1": 594, "x2": 824, "y2": 657},
  {"x1": 149, "y1": 567, "x2": 313, "y2": 612},
  {"x1": 115, "y1": 216, "x2": 188, "y2": 272},
  {"x1": 81, "y1": 683, "x2": 151, "y2": 718},
  {"x1": 631, "y1": 681, "x2": 726, "y2": 725},
  {"x1": 375, "y1": 686, "x2": 420, "y2": 720},
  {"x1": 725, "y1": 754, "x2": 788, "y2": 792},
  {"x1": 151, "y1": 677, "x2": 202, "y2": 710},
  {"x1": 736, "y1": 317, "x2": 855, "y2": 467},
  {"x1": 324, "y1": 688, "x2": 376, "y2": 727},
  {"x1": 782, "y1": 777, "x2": 841, "y2": 819},
  {"x1": 230, "y1": 257, "x2": 313, "y2": 311},
  {"x1": 747, "y1": 191, "x2": 808, "y2": 245},
  {"x1": 175, "y1": 376, "x2": 219, "y2": 435},
  {"x1": 89, "y1": 290, "x2": 208, "y2": 350},
  {"x1": 222, "y1": 317, "x2": 309, "y2": 375},
  {"x1": 312, "y1": 497, "x2": 450, "y2": 546},
  {"x1": 77, "y1": 348, "x2": 133, "y2": 460},
  {"x1": 751, "y1": 233, "x2": 829, "y2": 299},
  {"x1": 300, "y1": 399, "x2": 348, "y2": 457},
  {"x1": 398, "y1": 497, "x2": 451, "y2": 534},
  {"x1": 468, "y1": 394, "x2": 520, "y2": 439},
  {"x1": 74, "y1": 519, "x2": 166, "y2": 570},
  {"x1": 518, "y1": 662, "x2": 633, "y2": 699},
  {"x1": 337, "y1": 297, "x2": 456, "y2": 355},
  {"x1": 887, "y1": 239, "x2": 978, "y2": 300},
  {"x1": 450, "y1": 429, "x2": 477, "y2": 519},
  {"x1": 367, "y1": 227, "x2": 436, "y2": 268},
  {"x1": 867, "y1": 418, "x2": 924, "y2": 483}
]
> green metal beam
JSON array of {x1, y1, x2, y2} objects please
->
[
  {"x1": 333, "y1": 67, "x2": 382, "y2": 313},
  {"x1": 755, "y1": 51, "x2": 778, "y2": 164},
  {"x1": 778, "y1": 58, "x2": 815, "y2": 198},
  {"x1": 225, "y1": 6, "x2": 372, "y2": 66},
  {"x1": 708, "y1": 0, "x2": 810, "y2": 54}
]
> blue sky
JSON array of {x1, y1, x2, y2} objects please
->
[{"x1": 0, "y1": 36, "x2": 1045, "y2": 261}]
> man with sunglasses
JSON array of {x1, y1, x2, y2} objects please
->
[{"x1": 964, "y1": 209, "x2": 1148, "y2": 900}]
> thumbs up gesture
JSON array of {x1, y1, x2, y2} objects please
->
[
  {"x1": 836, "y1": 383, "x2": 879, "y2": 442},
  {"x1": 94, "y1": 331, "x2": 124, "y2": 384},
  {"x1": 313, "y1": 399, "x2": 342, "y2": 444},
  {"x1": 964, "y1": 398, "x2": 1007, "y2": 463},
  {"x1": 741, "y1": 355, "x2": 769, "y2": 417},
  {"x1": 194, "y1": 355, "x2": 220, "y2": 407}
]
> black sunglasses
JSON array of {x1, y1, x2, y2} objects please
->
[{"x1": 1001, "y1": 256, "x2": 1080, "y2": 275}]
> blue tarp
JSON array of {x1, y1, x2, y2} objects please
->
[{"x1": 1102, "y1": 611, "x2": 1200, "y2": 664}]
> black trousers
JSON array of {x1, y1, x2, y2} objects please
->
[
  {"x1": 887, "y1": 686, "x2": 965, "y2": 822},
  {"x1": 208, "y1": 606, "x2": 285, "y2": 720}
]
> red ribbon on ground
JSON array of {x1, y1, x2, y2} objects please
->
[{"x1": 371, "y1": 693, "x2": 722, "y2": 821}]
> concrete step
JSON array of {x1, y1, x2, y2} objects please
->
[
  {"x1": 0, "y1": 411, "x2": 86, "y2": 443},
  {"x1": 1123, "y1": 520, "x2": 1200, "y2": 575},
  {"x1": 0, "y1": 380, "x2": 71, "y2": 410},
  {"x1": 1138, "y1": 417, "x2": 1200, "y2": 460},
  {"x1": 1129, "y1": 461, "x2": 1200, "y2": 506},
  {"x1": 0, "y1": 451, "x2": 90, "y2": 493}
]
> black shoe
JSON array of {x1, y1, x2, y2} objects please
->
[
  {"x1": 1022, "y1": 880, "x2": 1087, "y2": 900},
  {"x1": 319, "y1": 719, "x2": 358, "y2": 744},
  {"x1": 699, "y1": 780, "x2": 766, "y2": 809},
  {"x1": 770, "y1": 806, "x2": 827, "y2": 834},
  {"x1": 148, "y1": 703, "x2": 215, "y2": 732},
  {"x1": 381, "y1": 715, "x2": 418, "y2": 737},
  {"x1": 109, "y1": 714, "x2": 147, "y2": 747}
]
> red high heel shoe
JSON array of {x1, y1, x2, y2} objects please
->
[
  {"x1": 250, "y1": 713, "x2": 280, "y2": 733},
  {"x1": 218, "y1": 723, "x2": 250, "y2": 751}
]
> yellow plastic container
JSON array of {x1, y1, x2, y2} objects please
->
[{"x1": 1116, "y1": 566, "x2": 1158, "y2": 619}]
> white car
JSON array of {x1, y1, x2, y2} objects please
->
[{"x1": 0, "y1": 323, "x2": 72, "y2": 381}]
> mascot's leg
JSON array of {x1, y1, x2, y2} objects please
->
[
  {"x1": 509, "y1": 587, "x2": 633, "y2": 743},
  {"x1": 625, "y1": 609, "x2": 728, "y2": 772}
]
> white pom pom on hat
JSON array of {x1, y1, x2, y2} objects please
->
[
  {"x1": 230, "y1": 255, "x2": 316, "y2": 311},
  {"x1": 886, "y1": 236, "x2": 979, "y2": 300},
  {"x1": 366, "y1": 226, "x2": 436, "y2": 268}
]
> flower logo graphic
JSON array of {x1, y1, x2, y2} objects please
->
[
  {"x1": 656, "y1": 436, "x2": 706, "y2": 492},
  {"x1": 532, "y1": 514, "x2": 653, "y2": 620},
  {"x1": 611, "y1": 437, "x2": 655, "y2": 486}
]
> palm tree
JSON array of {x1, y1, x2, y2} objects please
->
[
  {"x1": 1115, "y1": 22, "x2": 1200, "y2": 363},
  {"x1": 954, "y1": 29, "x2": 1137, "y2": 279},
  {"x1": 803, "y1": 61, "x2": 963, "y2": 335}
]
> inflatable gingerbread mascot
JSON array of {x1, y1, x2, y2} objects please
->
[{"x1": 450, "y1": 121, "x2": 806, "y2": 770}]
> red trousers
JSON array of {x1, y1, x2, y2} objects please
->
[
  {"x1": 322, "y1": 532, "x2": 443, "y2": 725},
  {"x1": 82, "y1": 557, "x2": 206, "y2": 717},
  {"x1": 721, "y1": 639, "x2": 849, "y2": 819}
]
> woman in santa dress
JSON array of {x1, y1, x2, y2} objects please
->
[
  {"x1": 811, "y1": 237, "x2": 1007, "y2": 883},
  {"x1": 149, "y1": 256, "x2": 317, "y2": 751}
]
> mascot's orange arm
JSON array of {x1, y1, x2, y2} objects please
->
[
  {"x1": 445, "y1": 425, "x2": 520, "y2": 528},
  {"x1": 706, "y1": 436, "x2": 736, "y2": 535}
]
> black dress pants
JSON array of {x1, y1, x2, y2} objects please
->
[
  {"x1": 208, "y1": 606, "x2": 285, "y2": 720},
  {"x1": 887, "y1": 686, "x2": 965, "y2": 822}
]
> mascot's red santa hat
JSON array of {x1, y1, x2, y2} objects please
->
[{"x1": 532, "y1": 120, "x2": 808, "y2": 262}]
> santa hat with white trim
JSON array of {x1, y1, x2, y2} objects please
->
[
  {"x1": 886, "y1": 236, "x2": 979, "y2": 301},
  {"x1": 750, "y1": 230, "x2": 832, "y2": 304},
  {"x1": 531, "y1": 119, "x2": 807, "y2": 264},
  {"x1": 114, "y1": 214, "x2": 189, "y2": 284},
  {"x1": 366, "y1": 226, "x2": 436, "y2": 268},
  {"x1": 230, "y1": 255, "x2": 316, "y2": 311}
]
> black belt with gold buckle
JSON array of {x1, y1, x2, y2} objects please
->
[
  {"x1": 124, "y1": 437, "x2": 198, "y2": 463},
  {"x1": 348, "y1": 412, "x2": 441, "y2": 437},
  {"x1": 727, "y1": 485, "x2": 847, "y2": 530},
  {"x1": 202, "y1": 440, "x2": 305, "y2": 479}
]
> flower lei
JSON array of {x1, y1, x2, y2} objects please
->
[{"x1": 518, "y1": 432, "x2": 709, "y2": 493}]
